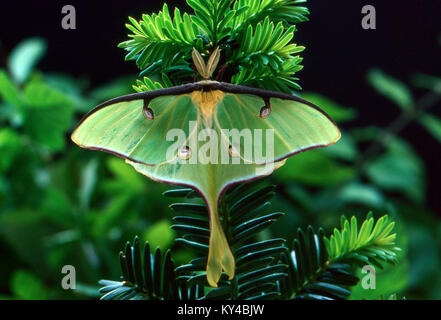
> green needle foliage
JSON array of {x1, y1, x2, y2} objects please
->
[
  {"x1": 119, "y1": 0, "x2": 309, "y2": 93},
  {"x1": 325, "y1": 215, "x2": 400, "y2": 269},
  {"x1": 279, "y1": 214, "x2": 400, "y2": 300},
  {"x1": 279, "y1": 226, "x2": 357, "y2": 300},
  {"x1": 99, "y1": 182, "x2": 401, "y2": 300},
  {"x1": 99, "y1": 237, "x2": 204, "y2": 300}
]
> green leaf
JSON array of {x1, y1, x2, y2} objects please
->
[
  {"x1": 23, "y1": 80, "x2": 73, "y2": 150},
  {"x1": 405, "y1": 224, "x2": 440, "y2": 290},
  {"x1": 142, "y1": 220, "x2": 175, "y2": 250},
  {"x1": 0, "y1": 70, "x2": 22, "y2": 107},
  {"x1": 90, "y1": 76, "x2": 136, "y2": 102},
  {"x1": 0, "y1": 210, "x2": 54, "y2": 270},
  {"x1": 322, "y1": 134, "x2": 358, "y2": 161},
  {"x1": 412, "y1": 73, "x2": 441, "y2": 94},
  {"x1": 338, "y1": 182, "x2": 385, "y2": 208},
  {"x1": 0, "y1": 128, "x2": 22, "y2": 172},
  {"x1": 367, "y1": 69, "x2": 414, "y2": 111},
  {"x1": 276, "y1": 150, "x2": 356, "y2": 186},
  {"x1": 78, "y1": 159, "x2": 99, "y2": 211},
  {"x1": 366, "y1": 139, "x2": 425, "y2": 203},
  {"x1": 106, "y1": 158, "x2": 145, "y2": 193},
  {"x1": 43, "y1": 73, "x2": 94, "y2": 113},
  {"x1": 301, "y1": 92, "x2": 357, "y2": 123},
  {"x1": 8, "y1": 38, "x2": 47, "y2": 84},
  {"x1": 11, "y1": 270, "x2": 49, "y2": 300},
  {"x1": 419, "y1": 113, "x2": 441, "y2": 144}
]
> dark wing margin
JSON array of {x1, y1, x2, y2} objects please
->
[
  {"x1": 74, "y1": 81, "x2": 337, "y2": 130},
  {"x1": 73, "y1": 83, "x2": 203, "y2": 130},
  {"x1": 209, "y1": 82, "x2": 339, "y2": 128}
]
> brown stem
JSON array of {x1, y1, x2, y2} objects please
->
[
  {"x1": 356, "y1": 91, "x2": 441, "y2": 172},
  {"x1": 216, "y1": 64, "x2": 229, "y2": 82}
]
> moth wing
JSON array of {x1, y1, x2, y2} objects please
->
[
  {"x1": 215, "y1": 93, "x2": 341, "y2": 164},
  {"x1": 72, "y1": 94, "x2": 197, "y2": 165}
]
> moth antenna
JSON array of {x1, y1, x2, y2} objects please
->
[
  {"x1": 192, "y1": 48, "x2": 209, "y2": 80},
  {"x1": 207, "y1": 47, "x2": 221, "y2": 79},
  {"x1": 192, "y1": 47, "x2": 221, "y2": 80}
]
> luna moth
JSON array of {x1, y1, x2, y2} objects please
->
[{"x1": 71, "y1": 49, "x2": 341, "y2": 287}]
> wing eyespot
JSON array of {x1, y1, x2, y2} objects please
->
[
  {"x1": 143, "y1": 100, "x2": 154, "y2": 120},
  {"x1": 259, "y1": 99, "x2": 271, "y2": 119},
  {"x1": 178, "y1": 146, "x2": 192, "y2": 160},
  {"x1": 228, "y1": 145, "x2": 240, "y2": 158}
]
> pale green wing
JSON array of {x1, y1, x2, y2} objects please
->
[
  {"x1": 72, "y1": 94, "x2": 197, "y2": 165},
  {"x1": 71, "y1": 81, "x2": 341, "y2": 288},
  {"x1": 215, "y1": 93, "x2": 341, "y2": 164}
]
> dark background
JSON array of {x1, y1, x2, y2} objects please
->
[{"x1": 0, "y1": 0, "x2": 440, "y2": 214}]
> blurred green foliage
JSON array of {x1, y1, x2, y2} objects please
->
[{"x1": 0, "y1": 36, "x2": 440, "y2": 300}]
